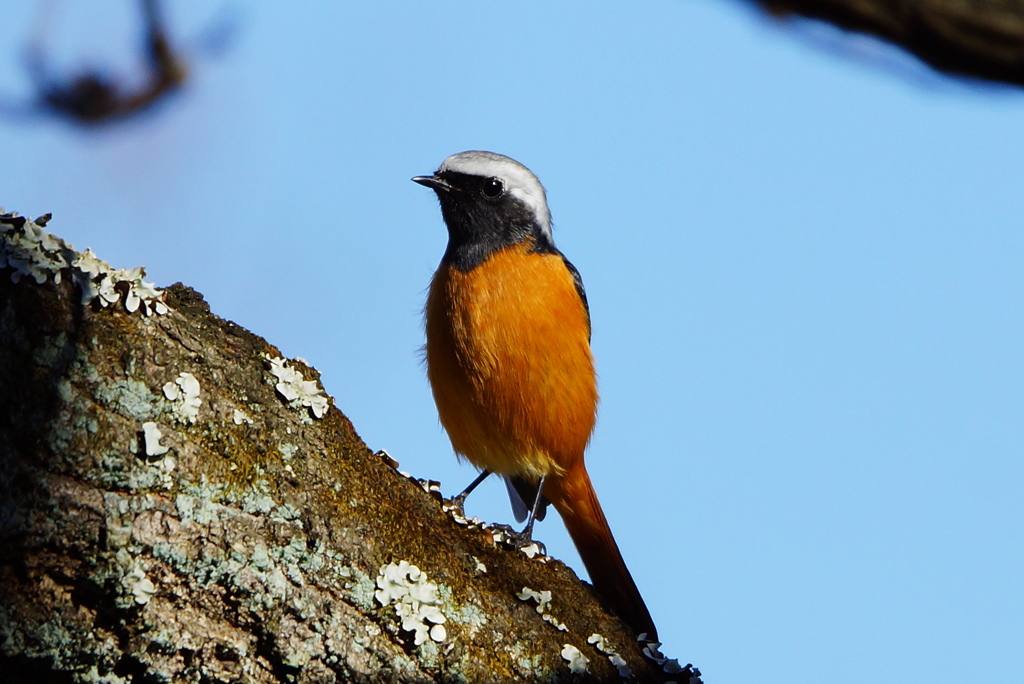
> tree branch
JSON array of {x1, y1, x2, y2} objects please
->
[
  {"x1": 755, "y1": 0, "x2": 1024, "y2": 85},
  {"x1": 0, "y1": 211, "x2": 697, "y2": 683}
]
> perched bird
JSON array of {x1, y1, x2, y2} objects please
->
[{"x1": 414, "y1": 151, "x2": 658, "y2": 640}]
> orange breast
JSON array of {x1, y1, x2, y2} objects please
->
[{"x1": 425, "y1": 244, "x2": 598, "y2": 479}]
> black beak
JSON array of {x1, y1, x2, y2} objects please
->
[{"x1": 412, "y1": 175, "x2": 451, "y2": 192}]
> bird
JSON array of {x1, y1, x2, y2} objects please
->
[{"x1": 413, "y1": 150, "x2": 658, "y2": 641}]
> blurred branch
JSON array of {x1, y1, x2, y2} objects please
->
[
  {"x1": 21, "y1": 0, "x2": 186, "y2": 123},
  {"x1": 756, "y1": 0, "x2": 1024, "y2": 86}
]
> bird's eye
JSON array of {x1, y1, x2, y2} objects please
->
[{"x1": 482, "y1": 177, "x2": 505, "y2": 199}]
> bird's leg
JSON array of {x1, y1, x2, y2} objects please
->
[
  {"x1": 507, "y1": 475, "x2": 547, "y2": 554},
  {"x1": 448, "y1": 469, "x2": 490, "y2": 518}
]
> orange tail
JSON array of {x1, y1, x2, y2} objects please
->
[{"x1": 546, "y1": 463, "x2": 658, "y2": 641}]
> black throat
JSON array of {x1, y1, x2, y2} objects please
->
[{"x1": 434, "y1": 172, "x2": 558, "y2": 272}]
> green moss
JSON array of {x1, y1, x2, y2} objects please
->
[{"x1": 194, "y1": 422, "x2": 277, "y2": 490}]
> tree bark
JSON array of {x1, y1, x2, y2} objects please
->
[
  {"x1": 756, "y1": 0, "x2": 1024, "y2": 85},
  {"x1": 0, "y1": 211, "x2": 697, "y2": 683}
]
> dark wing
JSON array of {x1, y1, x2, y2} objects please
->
[
  {"x1": 505, "y1": 476, "x2": 549, "y2": 522},
  {"x1": 560, "y1": 255, "x2": 591, "y2": 342}
]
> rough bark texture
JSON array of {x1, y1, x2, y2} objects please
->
[
  {"x1": 0, "y1": 214, "x2": 696, "y2": 683},
  {"x1": 757, "y1": 0, "x2": 1024, "y2": 85}
]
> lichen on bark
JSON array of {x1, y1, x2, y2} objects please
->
[{"x1": 0, "y1": 213, "x2": 695, "y2": 683}]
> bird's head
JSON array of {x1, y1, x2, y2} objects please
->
[{"x1": 413, "y1": 151, "x2": 554, "y2": 268}]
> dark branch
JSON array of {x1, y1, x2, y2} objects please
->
[{"x1": 755, "y1": 0, "x2": 1024, "y2": 86}]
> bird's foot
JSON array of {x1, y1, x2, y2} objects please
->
[
  {"x1": 444, "y1": 491, "x2": 471, "y2": 520},
  {"x1": 500, "y1": 524, "x2": 546, "y2": 556},
  {"x1": 444, "y1": 470, "x2": 491, "y2": 521}
]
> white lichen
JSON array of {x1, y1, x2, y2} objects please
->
[
  {"x1": 519, "y1": 541, "x2": 546, "y2": 560},
  {"x1": 516, "y1": 587, "x2": 552, "y2": 612},
  {"x1": 266, "y1": 355, "x2": 330, "y2": 418},
  {"x1": 374, "y1": 561, "x2": 447, "y2": 645},
  {"x1": 610, "y1": 653, "x2": 633, "y2": 678},
  {"x1": 516, "y1": 586, "x2": 567, "y2": 630},
  {"x1": 140, "y1": 422, "x2": 176, "y2": 487},
  {"x1": 0, "y1": 211, "x2": 169, "y2": 315},
  {"x1": 129, "y1": 564, "x2": 157, "y2": 605},
  {"x1": 232, "y1": 408, "x2": 253, "y2": 425},
  {"x1": 72, "y1": 249, "x2": 169, "y2": 315},
  {"x1": 640, "y1": 638, "x2": 684, "y2": 675},
  {"x1": 560, "y1": 644, "x2": 590, "y2": 674},
  {"x1": 142, "y1": 422, "x2": 170, "y2": 457},
  {"x1": 665, "y1": 661, "x2": 684, "y2": 674},
  {"x1": 0, "y1": 213, "x2": 65, "y2": 284},
  {"x1": 589, "y1": 633, "x2": 634, "y2": 678},
  {"x1": 588, "y1": 633, "x2": 613, "y2": 653},
  {"x1": 162, "y1": 371, "x2": 201, "y2": 422},
  {"x1": 544, "y1": 613, "x2": 568, "y2": 631},
  {"x1": 419, "y1": 479, "x2": 442, "y2": 495}
]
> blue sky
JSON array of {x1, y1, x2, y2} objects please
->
[{"x1": 2, "y1": 2, "x2": 1022, "y2": 682}]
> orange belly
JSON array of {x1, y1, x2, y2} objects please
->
[{"x1": 425, "y1": 244, "x2": 597, "y2": 479}]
